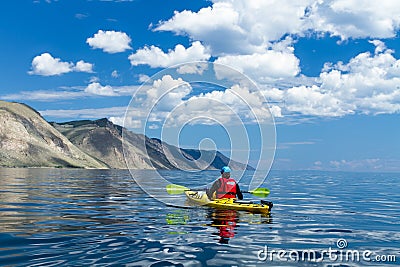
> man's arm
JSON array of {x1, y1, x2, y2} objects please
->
[
  {"x1": 207, "y1": 179, "x2": 220, "y2": 200},
  {"x1": 236, "y1": 184, "x2": 243, "y2": 200}
]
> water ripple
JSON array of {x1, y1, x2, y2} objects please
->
[{"x1": 0, "y1": 169, "x2": 399, "y2": 266}]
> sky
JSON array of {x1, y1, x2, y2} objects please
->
[{"x1": 1, "y1": 0, "x2": 400, "y2": 172}]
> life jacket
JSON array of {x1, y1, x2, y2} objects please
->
[{"x1": 216, "y1": 177, "x2": 237, "y2": 199}]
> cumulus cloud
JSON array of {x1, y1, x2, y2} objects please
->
[
  {"x1": 74, "y1": 60, "x2": 94, "y2": 73},
  {"x1": 117, "y1": 76, "x2": 192, "y2": 128},
  {"x1": 215, "y1": 49, "x2": 300, "y2": 81},
  {"x1": 84, "y1": 82, "x2": 117, "y2": 96},
  {"x1": 156, "y1": 0, "x2": 400, "y2": 54},
  {"x1": 28, "y1": 53, "x2": 94, "y2": 76},
  {"x1": 177, "y1": 62, "x2": 208, "y2": 75},
  {"x1": 128, "y1": 41, "x2": 210, "y2": 68},
  {"x1": 285, "y1": 85, "x2": 350, "y2": 116},
  {"x1": 262, "y1": 40, "x2": 400, "y2": 117},
  {"x1": 87, "y1": 30, "x2": 132, "y2": 53},
  {"x1": 145, "y1": 75, "x2": 192, "y2": 112},
  {"x1": 109, "y1": 116, "x2": 142, "y2": 129},
  {"x1": 184, "y1": 84, "x2": 273, "y2": 124},
  {"x1": 121, "y1": 74, "x2": 276, "y2": 129},
  {"x1": 318, "y1": 40, "x2": 400, "y2": 115},
  {"x1": 309, "y1": 0, "x2": 400, "y2": 40},
  {"x1": 138, "y1": 74, "x2": 151, "y2": 83},
  {"x1": 155, "y1": 0, "x2": 314, "y2": 54},
  {"x1": 83, "y1": 83, "x2": 139, "y2": 97},
  {"x1": 147, "y1": 0, "x2": 400, "y2": 120}
]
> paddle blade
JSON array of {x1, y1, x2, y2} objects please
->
[
  {"x1": 166, "y1": 184, "x2": 190, "y2": 195},
  {"x1": 248, "y1": 188, "x2": 270, "y2": 198}
]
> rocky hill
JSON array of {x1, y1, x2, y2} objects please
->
[
  {"x1": 53, "y1": 118, "x2": 253, "y2": 170},
  {"x1": 0, "y1": 101, "x2": 107, "y2": 168},
  {"x1": 0, "y1": 100, "x2": 253, "y2": 170}
]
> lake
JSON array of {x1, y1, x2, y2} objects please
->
[{"x1": 0, "y1": 168, "x2": 398, "y2": 266}]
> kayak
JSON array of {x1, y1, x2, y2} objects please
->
[{"x1": 185, "y1": 190, "x2": 273, "y2": 214}]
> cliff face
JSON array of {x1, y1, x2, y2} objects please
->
[
  {"x1": 54, "y1": 118, "x2": 253, "y2": 170},
  {"x1": 53, "y1": 118, "x2": 149, "y2": 169},
  {"x1": 0, "y1": 101, "x2": 253, "y2": 170},
  {"x1": 0, "y1": 101, "x2": 107, "y2": 168}
]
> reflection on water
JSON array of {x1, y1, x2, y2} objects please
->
[
  {"x1": 208, "y1": 210, "x2": 239, "y2": 244},
  {"x1": 165, "y1": 208, "x2": 272, "y2": 245},
  {"x1": 0, "y1": 168, "x2": 399, "y2": 266}
]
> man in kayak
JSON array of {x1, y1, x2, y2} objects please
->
[{"x1": 207, "y1": 166, "x2": 243, "y2": 200}]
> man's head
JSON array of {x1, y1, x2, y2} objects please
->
[{"x1": 221, "y1": 166, "x2": 231, "y2": 178}]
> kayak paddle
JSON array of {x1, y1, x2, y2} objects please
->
[
  {"x1": 243, "y1": 188, "x2": 270, "y2": 198},
  {"x1": 166, "y1": 184, "x2": 270, "y2": 198},
  {"x1": 166, "y1": 184, "x2": 191, "y2": 194}
]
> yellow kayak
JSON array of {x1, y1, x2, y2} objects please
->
[{"x1": 185, "y1": 191, "x2": 273, "y2": 214}]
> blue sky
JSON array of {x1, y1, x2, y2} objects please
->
[{"x1": 1, "y1": 0, "x2": 400, "y2": 172}]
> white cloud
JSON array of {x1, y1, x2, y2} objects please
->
[
  {"x1": 109, "y1": 116, "x2": 142, "y2": 128},
  {"x1": 40, "y1": 106, "x2": 128, "y2": 119},
  {"x1": 87, "y1": 30, "x2": 132, "y2": 53},
  {"x1": 28, "y1": 53, "x2": 93, "y2": 76},
  {"x1": 1, "y1": 89, "x2": 84, "y2": 101},
  {"x1": 259, "y1": 40, "x2": 400, "y2": 118},
  {"x1": 155, "y1": 2, "x2": 252, "y2": 54},
  {"x1": 325, "y1": 158, "x2": 400, "y2": 172},
  {"x1": 111, "y1": 70, "x2": 119, "y2": 78},
  {"x1": 122, "y1": 74, "x2": 275, "y2": 129},
  {"x1": 176, "y1": 62, "x2": 208, "y2": 75},
  {"x1": 128, "y1": 41, "x2": 210, "y2": 68},
  {"x1": 74, "y1": 60, "x2": 94, "y2": 73},
  {"x1": 278, "y1": 141, "x2": 317, "y2": 149},
  {"x1": 269, "y1": 105, "x2": 283, "y2": 118},
  {"x1": 155, "y1": 0, "x2": 315, "y2": 54},
  {"x1": 89, "y1": 76, "x2": 100, "y2": 83},
  {"x1": 309, "y1": 0, "x2": 400, "y2": 40},
  {"x1": 145, "y1": 75, "x2": 192, "y2": 112},
  {"x1": 75, "y1": 13, "x2": 88, "y2": 20},
  {"x1": 284, "y1": 85, "x2": 351, "y2": 116},
  {"x1": 1, "y1": 84, "x2": 139, "y2": 102},
  {"x1": 215, "y1": 50, "x2": 300, "y2": 81},
  {"x1": 156, "y1": 0, "x2": 400, "y2": 55},
  {"x1": 83, "y1": 83, "x2": 140, "y2": 97},
  {"x1": 147, "y1": 0, "x2": 400, "y2": 120},
  {"x1": 138, "y1": 74, "x2": 150, "y2": 83},
  {"x1": 317, "y1": 40, "x2": 400, "y2": 115},
  {"x1": 84, "y1": 82, "x2": 117, "y2": 96},
  {"x1": 163, "y1": 83, "x2": 273, "y2": 126}
]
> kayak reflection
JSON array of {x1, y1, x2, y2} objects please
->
[
  {"x1": 207, "y1": 209, "x2": 273, "y2": 244},
  {"x1": 165, "y1": 207, "x2": 272, "y2": 243},
  {"x1": 208, "y1": 209, "x2": 238, "y2": 244}
]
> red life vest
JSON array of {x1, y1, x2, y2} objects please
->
[{"x1": 216, "y1": 177, "x2": 237, "y2": 199}]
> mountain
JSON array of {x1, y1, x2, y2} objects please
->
[
  {"x1": 0, "y1": 100, "x2": 253, "y2": 170},
  {"x1": 0, "y1": 101, "x2": 107, "y2": 168},
  {"x1": 53, "y1": 118, "x2": 253, "y2": 170}
]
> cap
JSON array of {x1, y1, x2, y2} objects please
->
[{"x1": 221, "y1": 166, "x2": 231, "y2": 173}]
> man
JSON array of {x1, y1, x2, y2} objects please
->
[{"x1": 207, "y1": 166, "x2": 243, "y2": 200}]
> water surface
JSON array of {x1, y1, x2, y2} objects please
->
[{"x1": 0, "y1": 168, "x2": 398, "y2": 266}]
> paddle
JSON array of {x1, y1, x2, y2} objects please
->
[{"x1": 166, "y1": 184, "x2": 270, "y2": 198}]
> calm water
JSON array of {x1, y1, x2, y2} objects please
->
[{"x1": 0, "y1": 168, "x2": 398, "y2": 266}]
